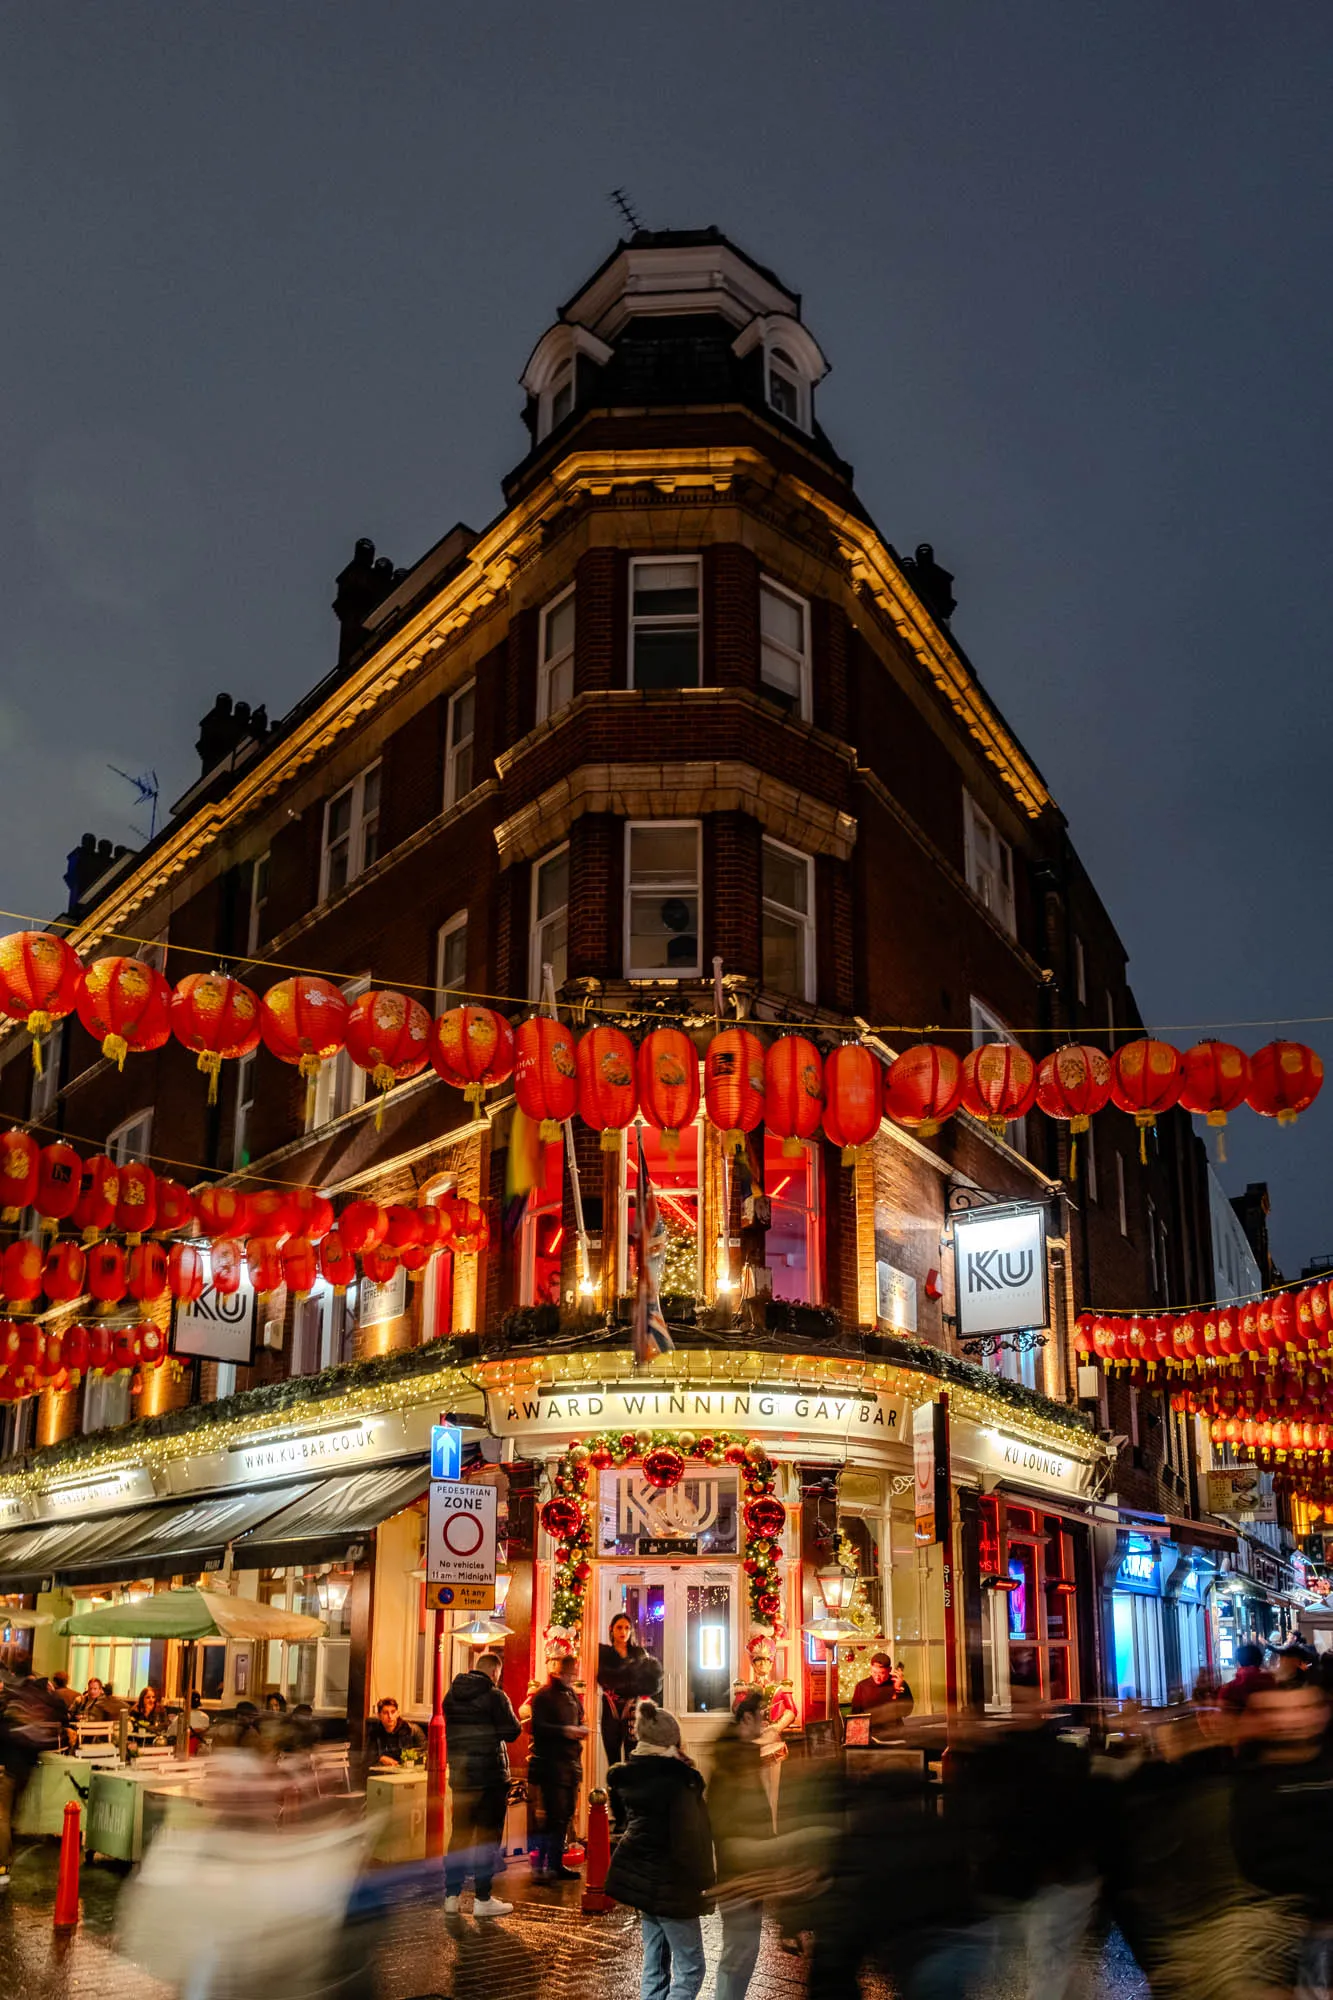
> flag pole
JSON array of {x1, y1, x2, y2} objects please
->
[{"x1": 542, "y1": 963, "x2": 594, "y2": 1304}]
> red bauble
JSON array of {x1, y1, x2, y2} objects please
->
[
  {"x1": 743, "y1": 1496, "x2": 786, "y2": 1540},
  {"x1": 541, "y1": 1496, "x2": 584, "y2": 1542},
  {"x1": 642, "y1": 1446, "x2": 685, "y2": 1490},
  {"x1": 755, "y1": 1591, "x2": 781, "y2": 1622},
  {"x1": 588, "y1": 1446, "x2": 614, "y2": 1470},
  {"x1": 723, "y1": 1444, "x2": 748, "y2": 1465}
]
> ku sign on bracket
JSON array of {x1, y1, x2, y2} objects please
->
[{"x1": 953, "y1": 1204, "x2": 1049, "y2": 1339}]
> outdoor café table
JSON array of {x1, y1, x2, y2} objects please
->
[
  {"x1": 87, "y1": 1758, "x2": 204, "y2": 1864},
  {"x1": 364, "y1": 1767, "x2": 428, "y2": 1866},
  {"x1": 14, "y1": 1752, "x2": 99, "y2": 1840}
]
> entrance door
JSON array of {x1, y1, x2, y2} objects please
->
[{"x1": 598, "y1": 1565, "x2": 738, "y2": 1776}]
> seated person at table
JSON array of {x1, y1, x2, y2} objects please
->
[
  {"x1": 50, "y1": 1671, "x2": 80, "y2": 1716},
  {"x1": 133, "y1": 1686, "x2": 167, "y2": 1734},
  {"x1": 849, "y1": 1653, "x2": 913, "y2": 1741},
  {"x1": 366, "y1": 1696, "x2": 422, "y2": 1766},
  {"x1": 82, "y1": 1679, "x2": 129, "y2": 1722}
]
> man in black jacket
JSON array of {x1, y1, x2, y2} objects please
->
[
  {"x1": 443, "y1": 1652, "x2": 522, "y2": 1916},
  {"x1": 528, "y1": 1653, "x2": 587, "y2": 1883}
]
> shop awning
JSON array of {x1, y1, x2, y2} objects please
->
[
  {"x1": 237, "y1": 1460, "x2": 430, "y2": 1570},
  {"x1": 1114, "y1": 1508, "x2": 1237, "y2": 1553},
  {"x1": 0, "y1": 1482, "x2": 317, "y2": 1592}
]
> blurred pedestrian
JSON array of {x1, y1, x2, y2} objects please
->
[
  {"x1": 0, "y1": 1674, "x2": 62, "y2": 1888},
  {"x1": 605, "y1": 1701, "x2": 715, "y2": 2000},
  {"x1": 1272, "y1": 1640, "x2": 1315, "y2": 1691},
  {"x1": 443, "y1": 1649, "x2": 521, "y2": 1918},
  {"x1": 1219, "y1": 1642, "x2": 1276, "y2": 1716},
  {"x1": 1234, "y1": 1683, "x2": 1333, "y2": 1995},
  {"x1": 528, "y1": 1653, "x2": 586, "y2": 1882}
]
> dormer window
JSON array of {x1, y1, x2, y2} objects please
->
[
  {"x1": 521, "y1": 323, "x2": 614, "y2": 445},
  {"x1": 767, "y1": 348, "x2": 804, "y2": 426},
  {"x1": 732, "y1": 313, "x2": 827, "y2": 437},
  {"x1": 547, "y1": 362, "x2": 574, "y2": 435}
]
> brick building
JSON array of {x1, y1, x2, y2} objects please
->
[{"x1": 0, "y1": 229, "x2": 1226, "y2": 1744}]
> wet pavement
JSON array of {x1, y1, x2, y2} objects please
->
[{"x1": 0, "y1": 1838, "x2": 1150, "y2": 1998}]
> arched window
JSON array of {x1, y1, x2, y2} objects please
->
[{"x1": 766, "y1": 346, "x2": 805, "y2": 427}]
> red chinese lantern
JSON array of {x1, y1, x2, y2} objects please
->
[
  {"x1": 449, "y1": 1199, "x2": 489, "y2": 1255},
  {"x1": 1246, "y1": 1042, "x2": 1325, "y2": 1126},
  {"x1": 127, "y1": 1241, "x2": 168, "y2": 1303},
  {"x1": 385, "y1": 1207, "x2": 423, "y2": 1252},
  {"x1": 0, "y1": 1130, "x2": 39, "y2": 1221},
  {"x1": 417, "y1": 1204, "x2": 452, "y2": 1253},
  {"x1": 1272, "y1": 1291, "x2": 1298, "y2": 1354},
  {"x1": 138, "y1": 1323, "x2": 167, "y2": 1371},
  {"x1": 1238, "y1": 1301, "x2": 1261, "y2": 1355},
  {"x1": 1256, "y1": 1299, "x2": 1279, "y2": 1358},
  {"x1": 0, "y1": 931, "x2": 84, "y2": 1073},
  {"x1": 960, "y1": 1043, "x2": 1038, "y2": 1136},
  {"x1": 1295, "y1": 1288, "x2": 1319, "y2": 1352},
  {"x1": 399, "y1": 1240, "x2": 434, "y2": 1276},
  {"x1": 637, "y1": 1029, "x2": 701, "y2": 1154},
  {"x1": 288, "y1": 1189, "x2": 334, "y2": 1243},
  {"x1": 1036, "y1": 1045, "x2": 1112, "y2": 1175},
  {"x1": 193, "y1": 1185, "x2": 252, "y2": 1238},
  {"x1": 343, "y1": 990, "x2": 432, "y2": 1115},
  {"x1": 246, "y1": 1236, "x2": 284, "y2": 1296},
  {"x1": 1215, "y1": 1306, "x2": 1240, "y2": 1360},
  {"x1": 153, "y1": 1177, "x2": 194, "y2": 1236},
  {"x1": 111, "y1": 1326, "x2": 142, "y2": 1374},
  {"x1": 318, "y1": 1229, "x2": 356, "y2": 1292},
  {"x1": 71, "y1": 1156, "x2": 119, "y2": 1241},
  {"x1": 75, "y1": 956, "x2": 172, "y2": 1068},
  {"x1": 260, "y1": 976, "x2": 350, "y2": 1099},
  {"x1": 1312, "y1": 1283, "x2": 1331, "y2": 1347},
  {"x1": 250, "y1": 1189, "x2": 298, "y2": 1240},
  {"x1": 171, "y1": 972, "x2": 262, "y2": 1102},
  {"x1": 514, "y1": 1018, "x2": 579, "y2": 1139},
  {"x1": 431, "y1": 1006, "x2": 515, "y2": 1105},
  {"x1": 86, "y1": 1240, "x2": 126, "y2": 1309},
  {"x1": 704, "y1": 1028, "x2": 767, "y2": 1154},
  {"x1": 883, "y1": 1045, "x2": 963, "y2": 1137},
  {"x1": 85, "y1": 1324, "x2": 115, "y2": 1375},
  {"x1": 1074, "y1": 1312, "x2": 1096, "y2": 1357},
  {"x1": 58, "y1": 1323, "x2": 90, "y2": 1380},
  {"x1": 10, "y1": 1322, "x2": 46, "y2": 1379},
  {"x1": 209, "y1": 1238, "x2": 243, "y2": 1296},
  {"x1": 1111, "y1": 1040, "x2": 1183, "y2": 1159},
  {"x1": 42, "y1": 1240, "x2": 86, "y2": 1306},
  {"x1": 764, "y1": 1036, "x2": 823, "y2": 1158},
  {"x1": 281, "y1": 1237, "x2": 318, "y2": 1298},
  {"x1": 338, "y1": 1200, "x2": 388, "y2": 1254},
  {"x1": 169, "y1": 1240, "x2": 206, "y2": 1304},
  {"x1": 114, "y1": 1161, "x2": 157, "y2": 1242},
  {"x1": 1178, "y1": 1041, "x2": 1250, "y2": 1159},
  {"x1": 576, "y1": 1026, "x2": 638, "y2": 1149},
  {"x1": 361, "y1": 1243, "x2": 399, "y2": 1285},
  {"x1": 821, "y1": 1043, "x2": 883, "y2": 1163},
  {"x1": 36, "y1": 1141, "x2": 82, "y2": 1230}
]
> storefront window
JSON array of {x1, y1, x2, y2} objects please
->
[
  {"x1": 686, "y1": 1579, "x2": 734, "y2": 1713},
  {"x1": 67, "y1": 1587, "x2": 151, "y2": 1700},
  {"x1": 624, "y1": 1124, "x2": 700, "y2": 1298},
  {"x1": 602, "y1": 1569, "x2": 734, "y2": 1716},
  {"x1": 256, "y1": 1564, "x2": 354, "y2": 1711},
  {"x1": 521, "y1": 1141, "x2": 565, "y2": 1307},
  {"x1": 596, "y1": 1464, "x2": 740, "y2": 1558},
  {"x1": 762, "y1": 1134, "x2": 820, "y2": 1303}
]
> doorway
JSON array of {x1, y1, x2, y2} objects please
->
[{"x1": 597, "y1": 1564, "x2": 738, "y2": 1775}]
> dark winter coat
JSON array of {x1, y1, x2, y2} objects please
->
[
  {"x1": 707, "y1": 1730, "x2": 772, "y2": 1870},
  {"x1": 527, "y1": 1678, "x2": 585, "y2": 1776},
  {"x1": 597, "y1": 1642, "x2": 662, "y2": 1710},
  {"x1": 605, "y1": 1751, "x2": 716, "y2": 1919},
  {"x1": 442, "y1": 1670, "x2": 522, "y2": 1789}
]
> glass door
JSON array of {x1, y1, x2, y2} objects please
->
[{"x1": 598, "y1": 1565, "x2": 738, "y2": 1773}]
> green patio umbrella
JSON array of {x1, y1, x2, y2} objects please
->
[{"x1": 56, "y1": 1588, "x2": 324, "y2": 1642}]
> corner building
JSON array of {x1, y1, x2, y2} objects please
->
[{"x1": 0, "y1": 229, "x2": 1223, "y2": 1768}]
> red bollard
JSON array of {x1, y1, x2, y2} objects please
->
[
  {"x1": 580, "y1": 1788, "x2": 613, "y2": 1914},
  {"x1": 53, "y1": 1799, "x2": 81, "y2": 1930}
]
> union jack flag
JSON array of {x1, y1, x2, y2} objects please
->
[{"x1": 632, "y1": 1125, "x2": 673, "y2": 1365}]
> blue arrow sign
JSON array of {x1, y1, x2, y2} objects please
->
[{"x1": 431, "y1": 1423, "x2": 462, "y2": 1481}]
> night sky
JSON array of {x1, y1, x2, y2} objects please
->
[{"x1": 3, "y1": 6, "x2": 1329, "y2": 1273}]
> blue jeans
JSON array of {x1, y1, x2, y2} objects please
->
[
  {"x1": 640, "y1": 1912, "x2": 706, "y2": 2000},
  {"x1": 716, "y1": 1899, "x2": 764, "y2": 2000}
]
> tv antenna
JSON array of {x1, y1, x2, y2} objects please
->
[
  {"x1": 107, "y1": 765, "x2": 160, "y2": 844},
  {"x1": 609, "y1": 187, "x2": 644, "y2": 234}
]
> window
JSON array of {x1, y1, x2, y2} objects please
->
[
  {"x1": 139, "y1": 928, "x2": 168, "y2": 974},
  {"x1": 1116, "y1": 1152, "x2": 1128, "y2": 1237},
  {"x1": 968, "y1": 999, "x2": 1027, "y2": 1154},
  {"x1": 759, "y1": 579, "x2": 810, "y2": 717},
  {"x1": 30, "y1": 1025, "x2": 61, "y2": 1122},
  {"x1": 766, "y1": 346, "x2": 808, "y2": 429},
  {"x1": 1085, "y1": 1127, "x2": 1099, "y2": 1203},
  {"x1": 256, "y1": 1567, "x2": 353, "y2": 1712},
  {"x1": 963, "y1": 795, "x2": 1016, "y2": 938},
  {"x1": 623, "y1": 1123, "x2": 701, "y2": 1299},
  {"x1": 83, "y1": 1369, "x2": 132, "y2": 1435},
  {"x1": 1147, "y1": 1198, "x2": 1159, "y2": 1294},
  {"x1": 629, "y1": 558, "x2": 701, "y2": 690},
  {"x1": 521, "y1": 1141, "x2": 565, "y2": 1307},
  {"x1": 538, "y1": 587, "x2": 576, "y2": 722},
  {"x1": 233, "y1": 1052, "x2": 256, "y2": 1169},
  {"x1": 435, "y1": 914, "x2": 468, "y2": 1012},
  {"x1": 108, "y1": 1110, "x2": 153, "y2": 1165},
  {"x1": 530, "y1": 845, "x2": 569, "y2": 999},
  {"x1": 625, "y1": 822, "x2": 701, "y2": 979},
  {"x1": 763, "y1": 1133, "x2": 820, "y2": 1303},
  {"x1": 321, "y1": 762, "x2": 381, "y2": 901},
  {"x1": 67, "y1": 1589, "x2": 150, "y2": 1702},
  {"x1": 1073, "y1": 935, "x2": 1086, "y2": 1007},
  {"x1": 247, "y1": 852, "x2": 270, "y2": 956},
  {"x1": 445, "y1": 683, "x2": 476, "y2": 806},
  {"x1": 292, "y1": 1288, "x2": 355, "y2": 1376},
  {"x1": 0, "y1": 1397, "x2": 34, "y2": 1460},
  {"x1": 309, "y1": 978, "x2": 369, "y2": 1131},
  {"x1": 539, "y1": 360, "x2": 575, "y2": 438},
  {"x1": 762, "y1": 839, "x2": 815, "y2": 1002}
]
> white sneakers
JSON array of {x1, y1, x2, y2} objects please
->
[
  {"x1": 472, "y1": 1897, "x2": 513, "y2": 1918},
  {"x1": 444, "y1": 1895, "x2": 461, "y2": 1914}
]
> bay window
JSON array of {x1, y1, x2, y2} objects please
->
[
  {"x1": 759, "y1": 579, "x2": 810, "y2": 717},
  {"x1": 761, "y1": 838, "x2": 815, "y2": 1001},
  {"x1": 629, "y1": 558, "x2": 701, "y2": 689},
  {"x1": 530, "y1": 845, "x2": 569, "y2": 998},
  {"x1": 538, "y1": 587, "x2": 575, "y2": 721},
  {"x1": 625, "y1": 822, "x2": 701, "y2": 979}
]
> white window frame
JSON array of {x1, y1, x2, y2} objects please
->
[
  {"x1": 444, "y1": 681, "x2": 477, "y2": 808},
  {"x1": 233, "y1": 1051, "x2": 256, "y2": 1170},
  {"x1": 30, "y1": 1024, "x2": 62, "y2": 1122},
  {"x1": 529, "y1": 843, "x2": 570, "y2": 1001},
  {"x1": 520, "y1": 1142, "x2": 565, "y2": 1308},
  {"x1": 539, "y1": 359, "x2": 575, "y2": 441},
  {"x1": 761, "y1": 837, "x2": 815, "y2": 1003},
  {"x1": 1116, "y1": 1152, "x2": 1129, "y2": 1237},
  {"x1": 537, "y1": 586, "x2": 576, "y2": 723},
  {"x1": 765, "y1": 344, "x2": 811, "y2": 432},
  {"x1": 320, "y1": 761, "x2": 381, "y2": 904},
  {"x1": 434, "y1": 913, "x2": 469, "y2": 1013},
  {"x1": 628, "y1": 556, "x2": 702, "y2": 691},
  {"x1": 759, "y1": 576, "x2": 811, "y2": 719},
  {"x1": 968, "y1": 998, "x2": 1026, "y2": 1154},
  {"x1": 963, "y1": 794, "x2": 1016, "y2": 938},
  {"x1": 1073, "y1": 934, "x2": 1087, "y2": 1007},
  {"x1": 1085, "y1": 1126, "x2": 1099, "y2": 1203},
  {"x1": 624, "y1": 820, "x2": 702, "y2": 981},
  {"x1": 247, "y1": 852, "x2": 271, "y2": 957},
  {"x1": 83, "y1": 1369, "x2": 132, "y2": 1435},
  {"x1": 308, "y1": 977, "x2": 370, "y2": 1132},
  {"x1": 108, "y1": 1109, "x2": 153, "y2": 1165}
]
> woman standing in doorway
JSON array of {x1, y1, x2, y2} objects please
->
[{"x1": 598, "y1": 1614, "x2": 662, "y2": 1769}]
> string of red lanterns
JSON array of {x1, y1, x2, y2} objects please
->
[{"x1": 1075, "y1": 1277, "x2": 1333, "y2": 1379}]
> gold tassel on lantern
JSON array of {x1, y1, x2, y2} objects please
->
[
  {"x1": 196, "y1": 1050, "x2": 223, "y2": 1105},
  {"x1": 103, "y1": 1033, "x2": 128, "y2": 1070},
  {"x1": 600, "y1": 1129, "x2": 623, "y2": 1154}
]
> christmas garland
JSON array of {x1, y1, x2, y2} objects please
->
[{"x1": 540, "y1": 1428, "x2": 784, "y2": 1644}]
